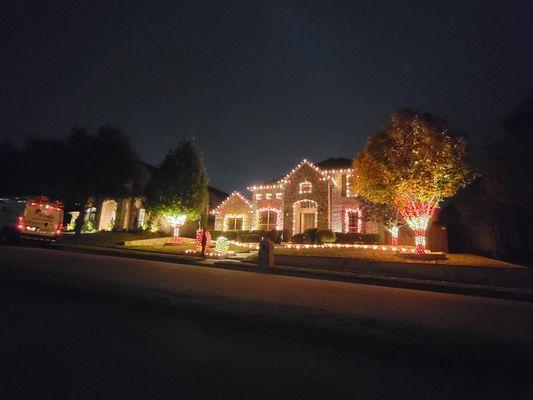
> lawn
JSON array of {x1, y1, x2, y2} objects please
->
[
  {"x1": 124, "y1": 243, "x2": 251, "y2": 254},
  {"x1": 250, "y1": 247, "x2": 518, "y2": 267},
  {"x1": 59, "y1": 231, "x2": 167, "y2": 247}
]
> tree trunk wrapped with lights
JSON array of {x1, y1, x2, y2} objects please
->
[
  {"x1": 165, "y1": 214, "x2": 187, "y2": 243},
  {"x1": 388, "y1": 225, "x2": 400, "y2": 246},
  {"x1": 400, "y1": 198, "x2": 437, "y2": 254}
]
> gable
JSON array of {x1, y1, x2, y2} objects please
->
[{"x1": 210, "y1": 191, "x2": 252, "y2": 215}]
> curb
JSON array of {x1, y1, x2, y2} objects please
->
[
  {"x1": 52, "y1": 244, "x2": 533, "y2": 302},
  {"x1": 216, "y1": 261, "x2": 533, "y2": 303}
]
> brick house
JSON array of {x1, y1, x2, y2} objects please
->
[{"x1": 212, "y1": 158, "x2": 380, "y2": 236}]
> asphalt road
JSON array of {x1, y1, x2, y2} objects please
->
[{"x1": 1, "y1": 246, "x2": 532, "y2": 399}]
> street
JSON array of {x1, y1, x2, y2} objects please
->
[{"x1": 1, "y1": 246, "x2": 532, "y2": 399}]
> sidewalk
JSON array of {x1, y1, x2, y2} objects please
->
[{"x1": 52, "y1": 243, "x2": 533, "y2": 302}]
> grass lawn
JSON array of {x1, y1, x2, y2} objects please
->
[
  {"x1": 124, "y1": 243, "x2": 250, "y2": 254},
  {"x1": 124, "y1": 243, "x2": 195, "y2": 253},
  {"x1": 59, "y1": 231, "x2": 167, "y2": 247},
  {"x1": 268, "y1": 247, "x2": 518, "y2": 267}
]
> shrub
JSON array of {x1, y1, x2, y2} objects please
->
[
  {"x1": 335, "y1": 233, "x2": 381, "y2": 244},
  {"x1": 211, "y1": 230, "x2": 241, "y2": 240},
  {"x1": 317, "y1": 229, "x2": 336, "y2": 243},
  {"x1": 263, "y1": 230, "x2": 282, "y2": 242},
  {"x1": 82, "y1": 220, "x2": 96, "y2": 233},
  {"x1": 303, "y1": 228, "x2": 318, "y2": 243},
  {"x1": 238, "y1": 233, "x2": 262, "y2": 243},
  {"x1": 291, "y1": 233, "x2": 311, "y2": 244}
]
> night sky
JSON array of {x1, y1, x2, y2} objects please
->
[{"x1": 2, "y1": 0, "x2": 532, "y2": 193}]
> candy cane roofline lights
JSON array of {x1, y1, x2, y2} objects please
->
[
  {"x1": 292, "y1": 199, "x2": 318, "y2": 233},
  {"x1": 210, "y1": 191, "x2": 253, "y2": 215},
  {"x1": 343, "y1": 208, "x2": 362, "y2": 233},
  {"x1": 255, "y1": 207, "x2": 283, "y2": 231},
  {"x1": 247, "y1": 159, "x2": 355, "y2": 191}
]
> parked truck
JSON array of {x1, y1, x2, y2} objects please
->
[{"x1": 0, "y1": 196, "x2": 64, "y2": 244}]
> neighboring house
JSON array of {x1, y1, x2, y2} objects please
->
[
  {"x1": 211, "y1": 158, "x2": 381, "y2": 236},
  {"x1": 74, "y1": 185, "x2": 228, "y2": 234}
]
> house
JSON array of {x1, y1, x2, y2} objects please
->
[
  {"x1": 74, "y1": 185, "x2": 228, "y2": 234},
  {"x1": 211, "y1": 158, "x2": 381, "y2": 236}
]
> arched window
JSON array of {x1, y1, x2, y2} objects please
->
[{"x1": 299, "y1": 181, "x2": 312, "y2": 194}]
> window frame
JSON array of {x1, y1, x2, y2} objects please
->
[{"x1": 299, "y1": 181, "x2": 312, "y2": 194}]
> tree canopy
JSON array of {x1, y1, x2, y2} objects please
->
[
  {"x1": 146, "y1": 139, "x2": 208, "y2": 223},
  {"x1": 353, "y1": 109, "x2": 472, "y2": 208}
]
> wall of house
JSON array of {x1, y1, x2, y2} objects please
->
[
  {"x1": 328, "y1": 171, "x2": 366, "y2": 233},
  {"x1": 283, "y1": 164, "x2": 329, "y2": 236},
  {"x1": 213, "y1": 195, "x2": 253, "y2": 231},
  {"x1": 251, "y1": 188, "x2": 284, "y2": 231}
]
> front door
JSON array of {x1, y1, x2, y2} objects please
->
[{"x1": 301, "y1": 212, "x2": 316, "y2": 232}]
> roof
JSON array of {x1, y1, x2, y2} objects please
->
[
  {"x1": 208, "y1": 186, "x2": 228, "y2": 198},
  {"x1": 251, "y1": 157, "x2": 353, "y2": 189},
  {"x1": 210, "y1": 191, "x2": 252, "y2": 214},
  {"x1": 315, "y1": 157, "x2": 353, "y2": 170}
]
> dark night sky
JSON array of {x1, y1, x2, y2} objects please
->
[{"x1": 2, "y1": 0, "x2": 532, "y2": 193}]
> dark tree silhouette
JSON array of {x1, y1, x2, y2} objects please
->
[
  {"x1": 440, "y1": 97, "x2": 533, "y2": 261},
  {"x1": 17, "y1": 126, "x2": 144, "y2": 235},
  {"x1": 146, "y1": 139, "x2": 208, "y2": 240}
]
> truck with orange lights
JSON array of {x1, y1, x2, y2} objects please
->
[{"x1": 0, "y1": 196, "x2": 64, "y2": 244}]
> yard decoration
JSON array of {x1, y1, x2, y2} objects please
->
[
  {"x1": 165, "y1": 214, "x2": 187, "y2": 243},
  {"x1": 215, "y1": 236, "x2": 230, "y2": 254},
  {"x1": 145, "y1": 139, "x2": 208, "y2": 243},
  {"x1": 353, "y1": 109, "x2": 471, "y2": 253},
  {"x1": 195, "y1": 229, "x2": 211, "y2": 250}
]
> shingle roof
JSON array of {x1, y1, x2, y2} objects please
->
[
  {"x1": 254, "y1": 157, "x2": 353, "y2": 187},
  {"x1": 315, "y1": 157, "x2": 353, "y2": 170}
]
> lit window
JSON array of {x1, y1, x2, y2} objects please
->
[
  {"x1": 225, "y1": 216, "x2": 244, "y2": 231},
  {"x1": 255, "y1": 194, "x2": 262, "y2": 200},
  {"x1": 275, "y1": 192, "x2": 282, "y2": 199},
  {"x1": 265, "y1": 193, "x2": 272, "y2": 200},
  {"x1": 344, "y1": 209, "x2": 362, "y2": 233},
  {"x1": 84, "y1": 207, "x2": 97, "y2": 222},
  {"x1": 137, "y1": 208, "x2": 145, "y2": 229},
  {"x1": 299, "y1": 181, "x2": 312, "y2": 194},
  {"x1": 258, "y1": 210, "x2": 278, "y2": 231}
]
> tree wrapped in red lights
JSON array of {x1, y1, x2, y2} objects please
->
[{"x1": 353, "y1": 109, "x2": 471, "y2": 253}]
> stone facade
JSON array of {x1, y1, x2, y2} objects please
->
[
  {"x1": 215, "y1": 158, "x2": 375, "y2": 236},
  {"x1": 212, "y1": 192, "x2": 253, "y2": 231}
]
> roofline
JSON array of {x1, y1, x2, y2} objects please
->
[
  {"x1": 209, "y1": 191, "x2": 253, "y2": 215},
  {"x1": 247, "y1": 159, "x2": 354, "y2": 191}
]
